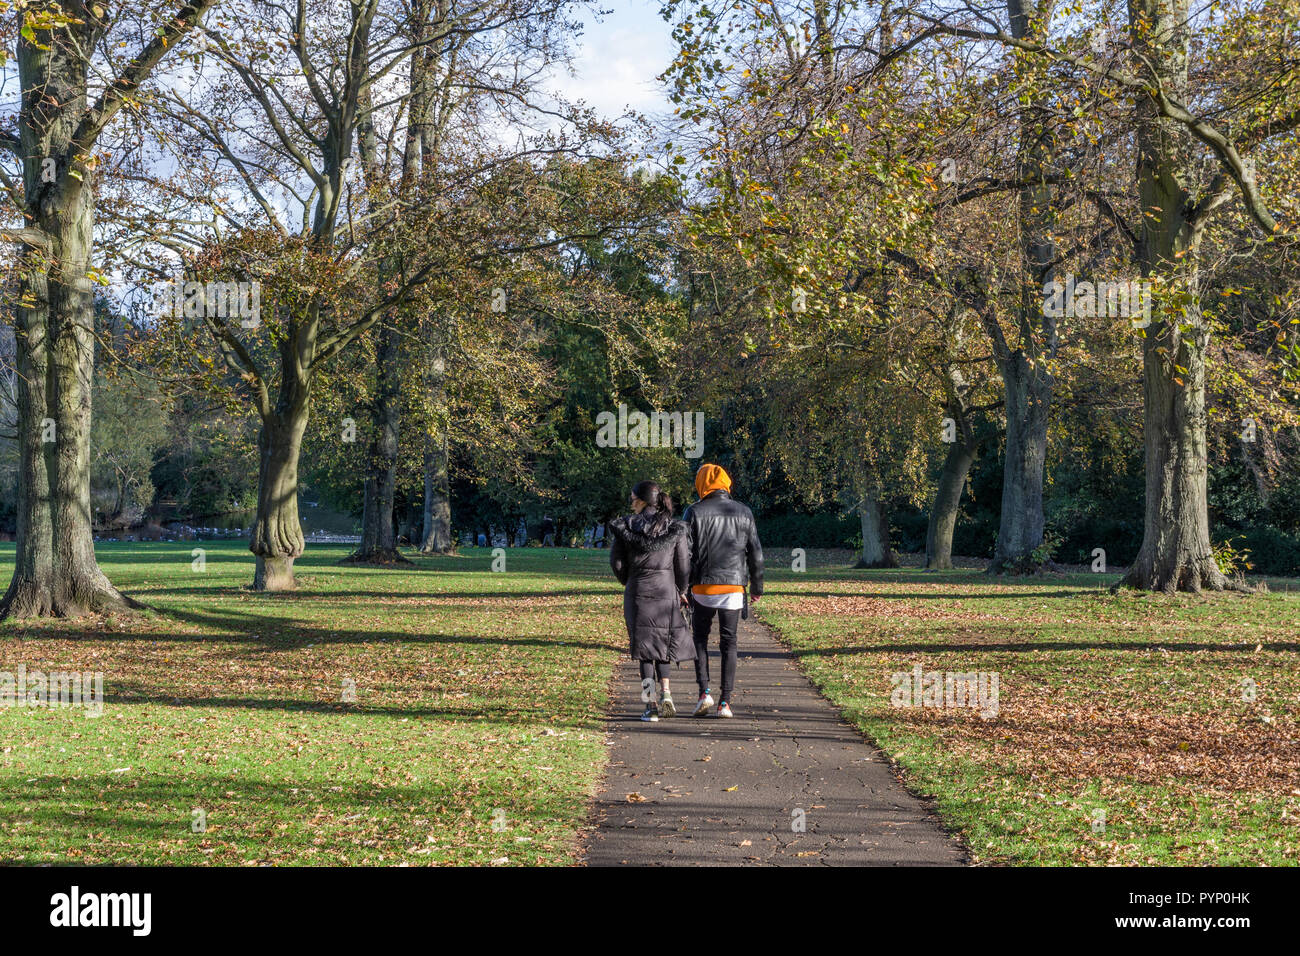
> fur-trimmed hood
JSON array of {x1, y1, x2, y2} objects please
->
[{"x1": 609, "y1": 509, "x2": 685, "y2": 552}]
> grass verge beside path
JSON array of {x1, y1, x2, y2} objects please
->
[
  {"x1": 0, "y1": 543, "x2": 623, "y2": 865},
  {"x1": 758, "y1": 553, "x2": 1300, "y2": 865},
  {"x1": 6, "y1": 543, "x2": 1295, "y2": 865}
]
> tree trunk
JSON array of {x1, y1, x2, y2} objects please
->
[
  {"x1": 855, "y1": 492, "x2": 897, "y2": 568},
  {"x1": 1119, "y1": 0, "x2": 1230, "y2": 592},
  {"x1": 981, "y1": 0, "x2": 1060, "y2": 576},
  {"x1": 250, "y1": 407, "x2": 308, "y2": 590},
  {"x1": 989, "y1": 356, "x2": 1051, "y2": 572},
  {"x1": 1239, "y1": 426, "x2": 1276, "y2": 507},
  {"x1": 926, "y1": 434, "x2": 977, "y2": 570},
  {"x1": 351, "y1": 46, "x2": 410, "y2": 567},
  {"x1": 2, "y1": 12, "x2": 133, "y2": 618},
  {"x1": 1122, "y1": 304, "x2": 1225, "y2": 591},
  {"x1": 419, "y1": 346, "x2": 453, "y2": 554},
  {"x1": 0, "y1": 266, "x2": 55, "y2": 618},
  {"x1": 49, "y1": 173, "x2": 127, "y2": 614},
  {"x1": 348, "y1": 322, "x2": 407, "y2": 564},
  {"x1": 420, "y1": 431, "x2": 453, "y2": 553}
]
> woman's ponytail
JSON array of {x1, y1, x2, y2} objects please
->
[{"x1": 631, "y1": 480, "x2": 674, "y2": 525}]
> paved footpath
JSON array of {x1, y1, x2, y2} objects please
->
[{"x1": 583, "y1": 614, "x2": 968, "y2": 866}]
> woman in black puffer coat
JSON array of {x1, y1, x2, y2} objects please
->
[{"x1": 609, "y1": 480, "x2": 695, "y2": 722}]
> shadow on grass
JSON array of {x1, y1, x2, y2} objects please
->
[
  {"x1": 98, "y1": 690, "x2": 598, "y2": 723},
  {"x1": 0, "y1": 770, "x2": 589, "y2": 865},
  {"x1": 134, "y1": 587, "x2": 618, "y2": 601},
  {"x1": 775, "y1": 589, "x2": 1108, "y2": 600},
  {"x1": 783, "y1": 640, "x2": 1300, "y2": 655},
  {"x1": 9, "y1": 602, "x2": 621, "y2": 652}
]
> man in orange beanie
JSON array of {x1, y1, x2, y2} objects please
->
[{"x1": 682, "y1": 463, "x2": 764, "y2": 717}]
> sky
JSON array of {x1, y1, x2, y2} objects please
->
[{"x1": 557, "y1": 1, "x2": 678, "y2": 125}]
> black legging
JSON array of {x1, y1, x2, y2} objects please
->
[
  {"x1": 692, "y1": 604, "x2": 739, "y2": 701},
  {"x1": 639, "y1": 660, "x2": 670, "y2": 681}
]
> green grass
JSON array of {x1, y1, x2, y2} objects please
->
[
  {"x1": 0, "y1": 542, "x2": 624, "y2": 865},
  {"x1": 4, "y1": 543, "x2": 1297, "y2": 865},
  {"x1": 757, "y1": 554, "x2": 1300, "y2": 865}
]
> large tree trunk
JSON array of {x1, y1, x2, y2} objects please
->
[
  {"x1": 855, "y1": 492, "x2": 897, "y2": 569},
  {"x1": 250, "y1": 406, "x2": 308, "y2": 591},
  {"x1": 985, "y1": 0, "x2": 1059, "y2": 576},
  {"x1": 348, "y1": 322, "x2": 407, "y2": 564},
  {"x1": 49, "y1": 168, "x2": 126, "y2": 614},
  {"x1": 926, "y1": 430, "x2": 978, "y2": 570},
  {"x1": 1122, "y1": 302, "x2": 1225, "y2": 590},
  {"x1": 2, "y1": 10, "x2": 133, "y2": 619},
  {"x1": 989, "y1": 356, "x2": 1051, "y2": 572},
  {"x1": 350, "y1": 42, "x2": 410, "y2": 567},
  {"x1": 419, "y1": 345, "x2": 453, "y2": 554},
  {"x1": 409, "y1": 12, "x2": 463, "y2": 558},
  {"x1": 420, "y1": 432, "x2": 453, "y2": 553},
  {"x1": 1120, "y1": 0, "x2": 1230, "y2": 592},
  {"x1": 1, "y1": 265, "x2": 55, "y2": 619}
]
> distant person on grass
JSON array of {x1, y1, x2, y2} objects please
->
[
  {"x1": 609, "y1": 480, "x2": 695, "y2": 722},
  {"x1": 684, "y1": 464, "x2": 764, "y2": 718}
]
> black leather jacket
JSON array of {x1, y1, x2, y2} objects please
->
[{"x1": 683, "y1": 490, "x2": 764, "y2": 596}]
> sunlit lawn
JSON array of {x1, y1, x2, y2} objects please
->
[
  {"x1": 759, "y1": 551, "x2": 1300, "y2": 865},
  {"x1": 0, "y1": 542, "x2": 624, "y2": 865},
  {"x1": 3, "y1": 543, "x2": 1297, "y2": 865}
]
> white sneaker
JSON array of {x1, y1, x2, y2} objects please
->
[
  {"x1": 693, "y1": 693, "x2": 714, "y2": 717},
  {"x1": 660, "y1": 695, "x2": 676, "y2": 718},
  {"x1": 717, "y1": 701, "x2": 734, "y2": 718}
]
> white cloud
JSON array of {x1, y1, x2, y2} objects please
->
[{"x1": 554, "y1": 1, "x2": 675, "y2": 122}]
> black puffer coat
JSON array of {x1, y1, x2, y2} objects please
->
[{"x1": 609, "y1": 509, "x2": 695, "y2": 663}]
